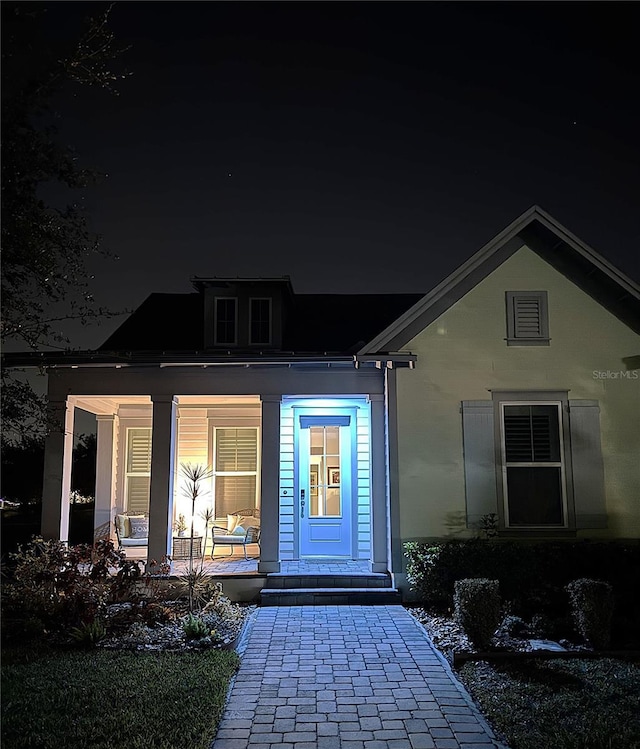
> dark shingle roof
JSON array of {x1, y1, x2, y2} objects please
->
[
  {"x1": 98, "y1": 292, "x2": 423, "y2": 354},
  {"x1": 99, "y1": 293, "x2": 204, "y2": 352}
]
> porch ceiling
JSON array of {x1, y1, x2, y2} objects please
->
[
  {"x1": 73, "y1": 394, "x2": 262, "y2": 415},
  {"x1": 176, "y1": 395, "x2": 261, "y2": 405},
  {"x1": 73, "y1": 396, "x2": 151, "y2": 415}
]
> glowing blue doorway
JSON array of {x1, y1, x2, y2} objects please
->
[{"x1": 298, "y1": 414, "x2": 353, "y2": 558}]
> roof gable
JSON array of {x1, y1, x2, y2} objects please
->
[{"x1": 360, "y1": 206, "x2": 640, "y2": 353}]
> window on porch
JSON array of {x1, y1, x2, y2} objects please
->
[
  {"x1": 125, "y1": 427, "x2": 151, "y2": 514},
  {"x1": 213, "y1": 427, "x2": 259, "y2": 516}
]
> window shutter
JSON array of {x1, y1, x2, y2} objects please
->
[
  {"x1": 125, "y1": 428, "x2": 151, "y2": 514},
  {"x1": 127, "y1": 429, "x2": 152, "y2": 472},
  {"x1": 216, "y1": 428, "x2": 257, "y2": 471},
  {"x1": 215, "y1": 476, "x2": 257, "y2": 515},
  {"x1": 506, "y1": 292, "x2": 549, "y2": 344},
  {"x1": 504, "y1": 405, "x2": 560, "y2": 462},
  {"x1": 127, "y1": 476, "x2": 151, "y2": 514},
  {"x1": 569, "y1": 400, "x2": 607, "y2": 529},
  {"x1": 461, "y1": 401, "x2": 498, "y2": 527},
  {"x1": 514, "y1": 296, "x2": 543, "y2": 338}
]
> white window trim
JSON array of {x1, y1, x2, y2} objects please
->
[
  {"x1": 499, "y1": 401, "x2": 569, "y2": 529},
  {"x1": 124, "y1": 426, "x2": 152, "y2": 513},
  {"x1": 210, "y1": 426, "x2": 261, "y2": 517},
  {"x1": 248, "y1": 297, "x2": 272, "y2": 346},
  {"x1": 214, "y1": 296, "x2": 238, "y2": 346}
]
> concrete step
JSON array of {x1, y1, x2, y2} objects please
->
[
  {"x1": 260, "y1": 587, "x2": 401, "y2": 606},
  {"x1": 264, "y1": 573, "x2": 392, "y2": 590}
]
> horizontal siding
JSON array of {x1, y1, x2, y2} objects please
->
[
  {"x1": 355, "y1": 406, "x2": 371, "y2": 560},
  {"x1": 177, "y1": 413, "x2": 209, "y2": 467},
  {"x1": 279, "y1": 405, "x2": 295, "y2": 559}
]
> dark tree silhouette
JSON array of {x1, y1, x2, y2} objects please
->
[
  {"x1": 1, "y1": 3, "x2": 129, "y2": 446},
  {"x1": 71, "y1": 433, "x2": 98, "y2": 498}
]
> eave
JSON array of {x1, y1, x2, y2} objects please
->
[{"x1": 2, "y1": 350, "x2": 416, "y2": 370}]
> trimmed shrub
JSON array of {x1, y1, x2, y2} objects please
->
[
  {"x1": 566, "y1": 578, "x2": 614, "y2": 649},
  {"x1": 454, "y1": 578, "x2": 501, "y2": 649},
  {"x1": 404, "y1": 539, "x2": 640, "y2": 633}
]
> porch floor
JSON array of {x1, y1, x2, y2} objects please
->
[{"x1": 169, "y1": 557, "x2": 372, "y2": 576}]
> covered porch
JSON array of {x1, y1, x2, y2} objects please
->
[{"x1": 42, "y1": 365, "x2": 393, "y2": 580}]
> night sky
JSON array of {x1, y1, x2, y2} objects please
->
[{"x1": 23, "y1": 2, "x2": 640, "y2": 349}]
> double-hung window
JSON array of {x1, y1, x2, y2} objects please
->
[
  {"x1": 249, "y1": 298, "x2": 271, "y2": 345},
  {"x1": 212, "y1": 427, "x2": 259, "y2": 516},
  {"x1": 124, "y1": 427, "x2": 152, "y2": 514},
  {"x1": 463, "y1": 394, "x2": 605, "y2": 533},
  {"x1": 214, "y1": 298, "x2": 237, "y2": 345},
  {"x1": 500, "y1": 402, "x2": 567, "y2": 527}
]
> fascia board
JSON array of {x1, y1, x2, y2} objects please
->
[
  {"x1": 359, "y1": 206, "x2": 539, "y2": 354},
  {"x1": 533, "y1": 208, "x2": 640, "y2": 298}
]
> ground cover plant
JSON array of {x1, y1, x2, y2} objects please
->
[
  {"x1": 459, "y1": 657, "x2": 640, "y2": 749},
  {"x1": 1, "y1": 645, "x2": 240, "y2": 749},
  {"x1": 1, "y1": 535, "x2": 249, "y2": 748}
]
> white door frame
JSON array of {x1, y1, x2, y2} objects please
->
[{"x1": 294, "y1": 407, "x2": 357, "y2": 559}]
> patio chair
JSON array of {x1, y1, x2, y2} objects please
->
[
  {"x1": 114, "y1": 512, "x2": 149, "y2": 551},
  {"x1": 211, "y1": 508, "x2": 261, "y2": 560}
]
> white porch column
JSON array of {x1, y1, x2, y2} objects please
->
[
  {"x1": 385, "y1": 367, "x2": 404, "y2": 577},
  {"x1": 258, "y1": 394, "x2": 281, "y2": 573},
  {"x1": 148, "y1": 395, "x2": 177, "y2": 569},
  {"x1": 94, "y1": 414, "x2": 118, "y2": 542},
  {"x1": 42, "y1": 398, "x2": 75, "y2": 542},
  {"x1": 370, "y1": 393, "x2": 389, "y2": 573}
]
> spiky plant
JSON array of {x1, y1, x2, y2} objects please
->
[{"x1": 179, "y1": 463, "x2": 213, "y2": 611}]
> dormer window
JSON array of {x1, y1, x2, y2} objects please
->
[
  {"x1": 249, "y1": 298, "x2": 272, "y2": 345},
  {"x1": 215, "y1": 297, "x2": 237, "y2": 345}
]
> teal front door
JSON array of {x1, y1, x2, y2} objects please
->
[{"x1": 298, "y1": 415, "x2": 353, "y2": 558}]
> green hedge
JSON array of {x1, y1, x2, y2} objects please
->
[{"x1": 404, "y1": 539, "x2": 640, "y2": 643}]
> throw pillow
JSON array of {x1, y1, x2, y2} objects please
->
[
  {"x1": 233, "y1": 516, "x2": 251, "y2": 531},
  {"x1": 232, "y1": 525, "x2": 247, "y2": 536},
  {"x1": 129, "y1": 517, "x2": 149, "y2": 539},
  {"x1": 115, "y1": 514, "x2": 129, "y2": 538},
  {"x1": 227, "y1": 514, "x2": 239, "y2": 532}
]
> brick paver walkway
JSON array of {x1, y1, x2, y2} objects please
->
[{"x1": 212, "y1": 605, "x2": 507, "y2": 749}]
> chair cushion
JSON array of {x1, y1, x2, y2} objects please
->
[
  {"x1": 120, "y1": 537, "x2": 148, "y2": 547},
  {"x1": 129, "y1": 517, "x2": 149, "y2": 539},
  {"x1": 213, "y1": 534, "x2": 244, "y2": 544}
]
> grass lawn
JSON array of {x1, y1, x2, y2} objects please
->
[
  {"x1": 1, "y1": 645, "x2": 240, "y2": 749},
  {"x1": 459, "y1": 657, "x2": 640, "y2": 749}
]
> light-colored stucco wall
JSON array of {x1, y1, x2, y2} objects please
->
[{"x1": 396, "y1": 245, "x2": 640, "y2": 544}]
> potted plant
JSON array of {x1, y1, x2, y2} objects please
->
[{"x1": 174, "y1": 514, "x2": 188, "y2": 537}]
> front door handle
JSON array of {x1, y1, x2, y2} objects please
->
[{"x1": 300, "y1": 488, "x2": 305, "y2": 518}]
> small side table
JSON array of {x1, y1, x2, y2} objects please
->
[{"x1": 172, "y1": 535, "x2": 203, "y2": 560}]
